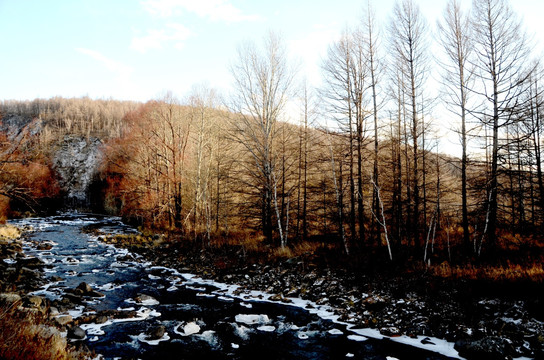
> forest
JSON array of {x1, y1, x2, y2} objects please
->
[{"x1": 2, "y1": 0, "x2": 544, "y2": 278}]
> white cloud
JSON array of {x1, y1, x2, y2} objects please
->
[
  {"x1": 141, "y1": 0, "x2": 260, "y2": 22},
  {"x1": 130, "y1": 23, "x2": 193, "y2": 53},
  {"x1": 76, "y1": 48, "x2": 133, "y2": 79}
]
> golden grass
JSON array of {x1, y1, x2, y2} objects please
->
[
  {"x1": 0, "y1": 304, "x2": 87, "y2": 360},
  {"x1": 430, "y1": 260, "x2": 544, "y2": 282},
  {"x1": 0, "y1": 224, "x2": 21, "y2": 241},
  {"x1": 104, "y1": 233, "x2": 165, "y2": 248}
]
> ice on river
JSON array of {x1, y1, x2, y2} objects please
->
[
  {"x1": 257, "y1": 325, "x2": 276, "y2": 332},
  {"x1": 135, "y1": 332, "x2": 170, "y2": 345},
  {"x1": 235, "y1": 314, "x2": 271, "y2": 325},
  {"x1": 173, "y1": 322, "x2": 201, "y2": 336}
]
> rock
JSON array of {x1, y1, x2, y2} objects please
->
[
  {"x1": 49, "y1": 307, "x2": 60, "y2": 317},
  {"x1": 24, "y1": 295, "x2": 43, "y2": 309},
  {"x1": 0, "y1": 293, "x2": 21, "y2": 304},
  {"x1": 63, "y1": 293, "x2": 83, "y2": 305},
  {"x1": 269, "y1": 293, "x2": 283, "y2": 302},
  {"x1": 95, "y1": 315, "x2": 108, "y2": 324},
  {"x1": 363, "y1": 295, "x2": 388, "y2": 311},
  {"x1": 455, "y1": 337, "x2": 515, "y2": 360},
  {"x1": 380, "y1": 326, "x2": 401, "y2": 337},
  {"x1": 67, "y1": 326, "x2": 86, "y2": 340},
  {"x1": 36, "y1": 243, "x2": 53, "y2": 251},
  {"x1": 55, "y1": 315, "x2": 73, "y2": 326},
  {"x1": 53, "y1": 136, "x2": 103, "y2": 205},
  {"x1": 109, "y1": 310, "x2": 136, "y2": 319},
  {"x1": 421, "y1": 337, "x2": 436, "y2": 345},
  {"x1": 134, "y1": 293, "x2": 159, "y2": 305},
  {"x1": 87, "y1": 290, "x2": 105, "y2": 298},
  {"x1": 146, "y1": 325, "x2": 166, "y2": 340},
  {"x1": 19, "y1": 257, "x2": 44, "y2": 268},
  {"x1": 76, "y1": 282, "x2": 93, "y2": 293}
]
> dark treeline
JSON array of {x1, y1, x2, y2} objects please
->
[{"x1": 2, "y1": 0, "x2": 544, "y2": 268}]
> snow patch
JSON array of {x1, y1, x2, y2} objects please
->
[
  {"x1": 257, "y1": 325, "x2": 276, "y2": 332},
  {"x1": 218, "y1": 296, "x2": 234, "y2": 302},
  {"x1": 235, "y1": 314, "x2": 270, "y2": 325},
  {"x1": 135, "y1": 332, "x2": 170, "y2": 345},
  {"x1": 174, "y1": 322, "x2": 201, "y2": 336},
  {"x1": 234, "y1": 324, "x2": 251, "y2": 340},
  {"x1": 348, "y1": 334, "x2": 368, "y2": 342}
]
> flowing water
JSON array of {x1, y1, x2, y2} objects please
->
[{"x1": 11, "y1": 213, "x2": 461, "y2": 360}]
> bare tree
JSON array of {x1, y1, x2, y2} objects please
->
[
  {"x1": 360, "y1": 1, "x2": 385, "y2": 247},
  {"x1": 188, "y1": 84, "x2": 219, "y2": 242},
  {"x1": 388, "y1": 0, "x2": 430, "y2": 251},
  {"x1": 437, "y1": 0, "x2": 474, "y2": 253},
  {"x1": 471, "y1": 0, "x2": 533, "y2": 251},
  {"x1": 229, "y1": 31, "x2": 296, "y2": 245},
  {"x1": 296, "y1": 80, "x2": 316, "y2": 241},
  {"x1": 321, "y1": 29, "x2": 357, "y2": 241}
]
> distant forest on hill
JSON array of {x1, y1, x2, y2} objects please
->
[{"x1": 2, "y1": 0, "x2": 544, "y2": 275}]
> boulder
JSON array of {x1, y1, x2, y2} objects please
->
[
  {"x1": 87, "y1": 290, "x2": 105, "y2": 298},
  {"x1": 23, "y1": 295, "x2": 44, "y2": 309},
  {"x1": 0, "y1": 293, "x2": 21, "y2": 304},
  {"x1": 19, "y1": 257, "x2": 44, "y2": 268},
  {"x1": 67, "y1": 326, "x2": 86, "y2": 340},
  {"x1": 36, "y1": 243, "x2": 53, "y2": 251},
  {"x1": 455, "y1": 337, "x2": 515, "y2": 360},
  {"x1": 49, "y1": 307, "x2": 60, "y2": 317},
  {"x1": 95, "y1": 315, "x2": 109, "y2": 324},
  {"x1": 55, "y1": 315, "x2": 73, "y2": 326},
  {"x1": 134, "y1": 293, "x2": 159, "y2": 305},
  {"x1": 76, "y1": 282, "x2": 93, "y2": 294},
  {"x1": 146, "y1": 325, "x2": 166, "y2": 340}
]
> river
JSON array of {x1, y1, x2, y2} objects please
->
[{"x1": 11, "y1": 213, "x2": 462, "y2": 360}]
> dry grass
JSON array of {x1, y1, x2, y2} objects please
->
[
  {"x1": 271, "y1": 241, "x2": 334, "y2": 260},
  {"x1": 0, "y1": 196, "x2": 9, "y2": 224},
  {"x1": 0, "y1": 304, "x2": 87, "y2": 360},
  {"x1": 430, "y1": 260, "x2": 544, "y2": 282},
  {"x1": 104, "y1": 233, "x2": 165, "y2": 248},
  {"x1": 0, "y1": 224, "x2": 21, "y2": 241}
]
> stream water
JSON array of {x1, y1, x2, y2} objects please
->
[{"x1": 11, "y1": 213, "x2": 462, "y2": 360}]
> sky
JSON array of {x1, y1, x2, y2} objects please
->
[{"x1": 0, "y1": 0, "x2": 541, "y2": 103}]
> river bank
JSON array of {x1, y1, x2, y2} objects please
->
[
  {"x1": 1, "y1": 215, "x2": 543, "y2": 359},
  {"x1": 0, "y1": 223, "x2": 88, "y2": 360},
  {"x1": 3, "y1": 213, "x2": 465, "y2": 360},
  {"x1": 96, "y1": 231, "x2": 544, "y2": 360}
]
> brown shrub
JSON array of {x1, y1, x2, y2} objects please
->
[
  {"x1": 0, "y1": 305, "x2": 87, "y2": 360},
  {"x1": 0, "y1": 196, "x2": 10, "y2": 224}
]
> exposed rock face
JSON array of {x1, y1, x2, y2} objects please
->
[
  {"x1": 0, "y1": 114, "x2": 42, "y2": 138},
  {"x1": 53, "y1": 136, "x2": 103, "y2": 206}
]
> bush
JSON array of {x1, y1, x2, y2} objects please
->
[{"x1": 0, "y1": 304, "x2": 87, "y2": 360}]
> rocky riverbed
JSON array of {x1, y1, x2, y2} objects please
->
[
  {"x1": 4, "y1": 214, "x2": 466, "y2": 360},
  {"x1": 98, "y1": 231, "x2": 544, "y2": 360},
  {"x1": 2, "y1": 216, "x2": 543, "y2": 359}
]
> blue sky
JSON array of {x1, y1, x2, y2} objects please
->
[{"x1": 1, "y1": 0, "x2": 543, "y2": 103}]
